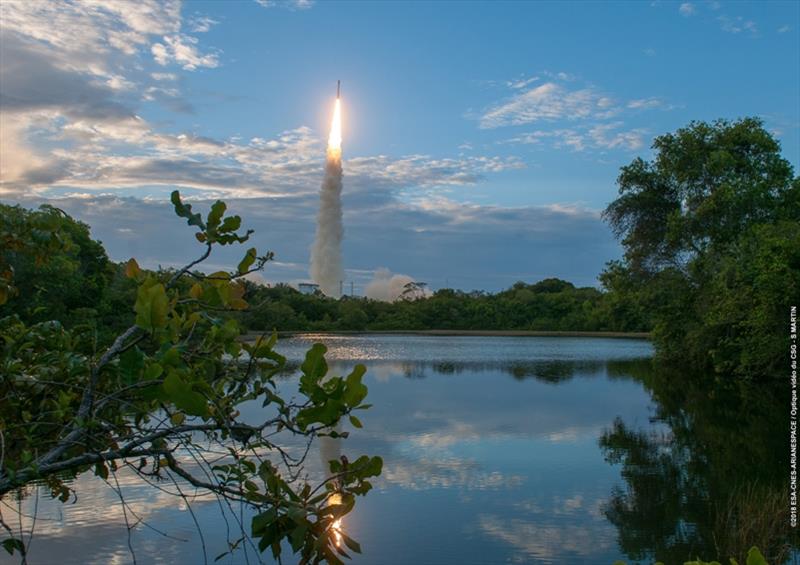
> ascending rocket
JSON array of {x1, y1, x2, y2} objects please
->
[{"x1": 337, "y1": 80, "x2": 340, "y2": 99}]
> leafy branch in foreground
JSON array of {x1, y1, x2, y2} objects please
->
[{"x1": 0, "y1": 191, "x2": 381, "y2": 564}]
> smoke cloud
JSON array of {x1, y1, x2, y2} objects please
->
[{"x1": 364, "y1": 268, "x2": 430, "y2": 302}]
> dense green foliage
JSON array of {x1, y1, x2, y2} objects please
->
[
  {"x1": 0, "y1": 202, "x2": 139, "y2": 345},
  {"x1": 602, "y1": 117, "x2": 799, "y2": 378},
  {"x1": 1, "y1": 194, "x2": 381, "y2": 564},
  {"x1": 236, "y1": 277, "x2": 649, "y2": 333},
  {"x1": 0, "y1": 202, "x2": 651, "y2": 344},
  {"x1": 1, "y1": 204, "x2": 110, "y2": 319}
]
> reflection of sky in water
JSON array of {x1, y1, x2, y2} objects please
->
[
  {"x1": 278, "y1": 334, "x2": 652, "y2": 364},
  {"x1": 4, "y1": 336, "x2": 655, "y2": 564}
]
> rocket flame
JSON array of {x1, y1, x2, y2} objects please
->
[{"x1": 328, "y1": 98, "x2": 342, "y2": 151}]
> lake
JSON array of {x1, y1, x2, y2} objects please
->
[{"x1": 2, "y1": 335, "x2": 790, "y2": 564}]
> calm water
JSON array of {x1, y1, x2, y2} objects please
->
[{"x1": 2, "y1": 335, "x2": 791, "y2": 564}]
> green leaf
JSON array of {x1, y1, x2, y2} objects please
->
[
  {"x1": 207, "y1": 200, "x2": 226, "y2": 232},
  {"x1": 189, "y1": 283, "x2": 203, "y2": 300},
  {"x1": 2, "y1": 538, "x2": 24, "y2": 555},
  {"x1": 341, "y1": 533, "x2": 361, "y2": 554},
  {"x1": 349, "y1": 415, "x2": 363, "y2": 429},
  {"x1": 238, "y1": 247, "x2": 257, "y2": 274},
  {"x1": 343, "y1": 365, "x2": 368, "y2": 407},
  {"x1": 219, "y1": 215, "x2": 242, "y2": 233},
  {"x1": 124, "y1": 258, "x2": 141, "y2": 279},
  {"x1": 288, "y1": 523, "x2": 307, "y2": 552},
  {"x1": 322, "y1": 545, "x2": 345, "y2": 565},
  {"x1": 119, "y1": 346, "x2": 144, "y2": 385},
  {"x1": 355, "y1": 456, "x2": 382, "y2": 478},
  {"x1": 299, "y1": 343, "x2": 328, "y2": 391},
  {"x1": 171, "y1": 190, "x2": 205, "y2": 229},
  {"x1": 134, "y1": 282, "x2": 169, "y2": 331},
  {"x1": 296, "y1": 399, "x2": 344, "y2": 429},
  {"x1": 163, "y1": 371, "x2": 208, "y2": 417},
  {"x1": 746, "y1": 547, "x2": 767, "y2": 565},
  {"x1": 94, "y1": 461, "x2": 109, "y2": 480}
]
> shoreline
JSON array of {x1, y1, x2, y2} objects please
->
[{"x1": 245, "y1": 330, "x2": 651, "y2": 340}]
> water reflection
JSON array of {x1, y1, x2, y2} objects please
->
[
  {"x1": 9, "y1": 336, "x2": 788, "y2": 564},
  {"x1": 319, "y1": 433, "x2": 344, "y2": 548},
  {"x1": 599, "y1": 364, "x2": 795, "y2": 564}
]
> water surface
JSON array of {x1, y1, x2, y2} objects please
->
[{"x1": 3, "y1": 335, "x2": 789, "y2": 564}]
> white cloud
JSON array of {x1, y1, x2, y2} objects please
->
[
  {"x1": 151, "y1": 72, "x2": 178, "y2": 81},
  {"x1": 778, "y1": 25, "x2": 791, "y2": 34},
  {"x1": 588, "y1": 123, "x2": 647, "y2": 151},
  {"x1": 2, "y1": 98, "x2": 524, "y2": 199},
  {"x1": 479, "y1": 82, "x2": 619, "y2": 129},
  {"x1": 188, "y1": 15, "x2": 219, "y2": 33},
  {"x1": 0, "y1": 0, "x2": 222, "y2": 192},
  {"x1": 504, "y1": 123, "x2": 647, "y2": 153},
  {"x1": 483, "y1": 75, "x2": 664, "y2": 155},
  {"x1": 506, "y1": 75, "x2": 540, "y2": 89},
  {"x1": 254, "y1": 0, "x2": 315, "y2": 9},
  {"x1": 347, "y1": 154, "x2": 524, "y2": 192},
  {"x1": 627, "y1": 97, "x2": 664, "y2": 109},
  {"x1": 104, "y1": 74, "x2": 135, "y2": 91},
  {"x1": 0, "y1": 0, "x2": 182, "y2": 67},
  {"x1": 597, "y1": 97, "x2": 614, "y2": 109},
  {"x1": 718, "y1": 15, "x2": 758, "y2": 35},
  {"x1": 151, "y1": 34, "x2": 219, "y2": 70},
  {"x1": 679, "y1": 2, "x2": 695, "y2": 17}
]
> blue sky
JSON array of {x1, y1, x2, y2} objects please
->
[{"x1": 1, "y1": 0, "x2": 798, "y2": 292}]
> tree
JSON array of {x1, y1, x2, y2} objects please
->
[
  {"x1": 0, "y1": 203, "x2": 110, "y2": 321},
  {"x1": 602, "y1": 118, "x2": 799, "y2": 377},
  {"x1": 0, "y1": 192, "x2": 381, "y2": 564}
]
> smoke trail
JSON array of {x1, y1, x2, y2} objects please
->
[{"x1": 310, "y1": 98, "x2": 344, "y2": 297}]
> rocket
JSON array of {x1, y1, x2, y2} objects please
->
[{"x1": 337, "y1": 80, "x2": 340, "y2": 99}]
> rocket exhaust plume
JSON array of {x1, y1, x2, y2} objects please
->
[{"x1": 310, "y1": 82, "x2": 344, "y2": 297}]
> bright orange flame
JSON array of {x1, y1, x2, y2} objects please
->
[{"x1": 328, "y1": 98, "x2": 342, "y2": 151}]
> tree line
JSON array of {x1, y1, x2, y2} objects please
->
[{"x1": 0, "y1": 208, "x2": 643, "y2": 342}]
